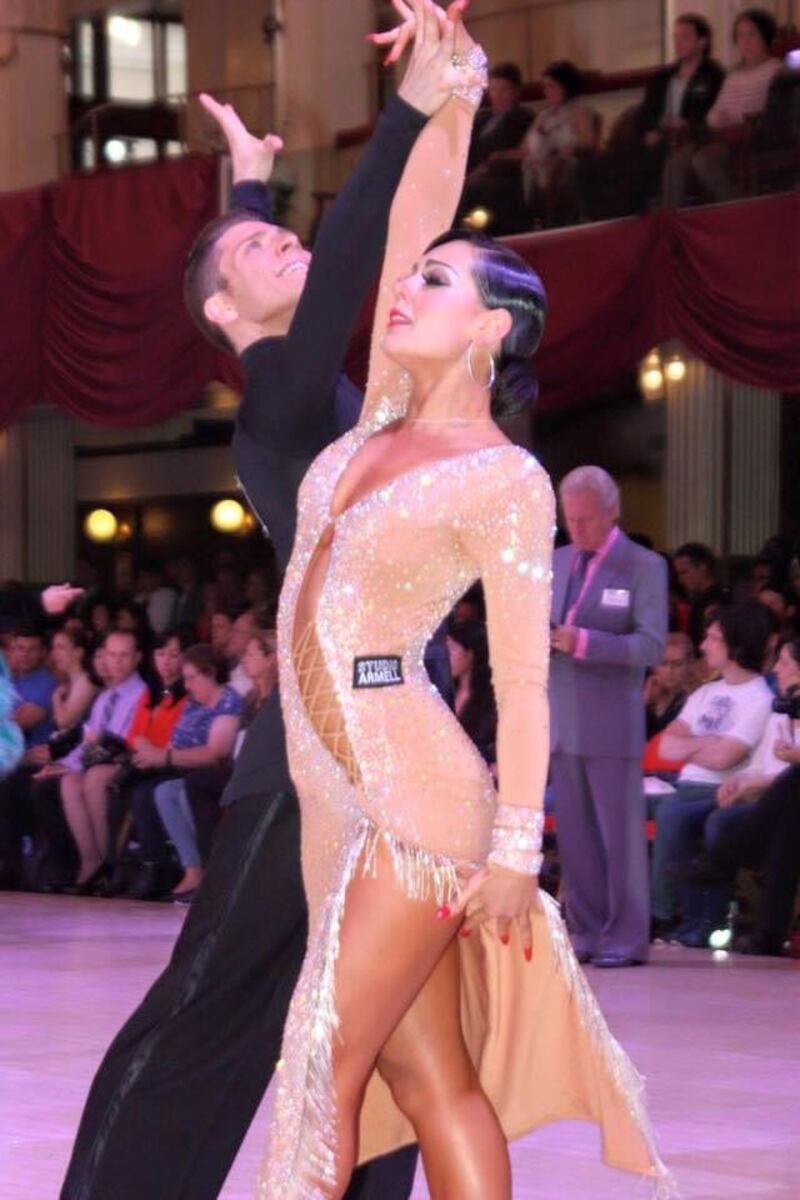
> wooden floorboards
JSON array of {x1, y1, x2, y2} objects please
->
[{"x1": 1, "y1": 894, "x2": 798, "y2": 1199}]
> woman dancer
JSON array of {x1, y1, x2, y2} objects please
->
[{"x1": 260, "y1": 4, "x2": 673, "y2": 1197}]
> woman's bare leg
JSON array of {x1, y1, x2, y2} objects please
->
[
  {"x1": 83, "y1": 765, "x2": 117, "y2": 864},
  {"x1": 323, "y1": 841, "x2": 508, "y2": 1199},
  {"x1": 61, "y1": 772, "x2": 102, "y2": 881},
  {"x1": 377, "y1": 940, "x2": 510, "y2": 1199}
]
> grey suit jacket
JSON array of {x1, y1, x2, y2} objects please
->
[{"x1": 549, "y1": 530, "x2": 667, "y2": 758}]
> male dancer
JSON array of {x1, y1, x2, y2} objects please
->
[{"x1": 61, "y1": 6, "x2": 464, "y2": 1199}]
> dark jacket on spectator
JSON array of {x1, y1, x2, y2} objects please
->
[
  {"x1": 637, "y1": 59, "x2": 725, "y2": 136},
  {"x1": 467, "y1": 105, "x2": 534, "y2": 170}
]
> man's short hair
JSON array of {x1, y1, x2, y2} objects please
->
[
  {"x1": 489, "y1": 62, "x2": 523, "y2": 89},
  {"x1": 674, "y1": 542, "x2": 716, "y2": 572},
  {"x1": 676, "y1": 13, "x2": 713, "y2": 54},
  {"x1": 11, "y1": 621, "x2": 44, "y2": 642},
  {"x1": 713, "y1": 602, "x2": 772, "y2": 673},
  {"x1": 102, "y1": 627, "x2": 142, "y2": 654},
  {"x1": 559, "y1": 465, "x2": 620, "y2": 514},
  {"x1": 184, "y1": 209, "x2": 262, "y2": 354}
]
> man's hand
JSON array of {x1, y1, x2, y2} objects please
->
[
  {"x1": 551, "y1": 625, "x2": 578, "y2": 656},
  {"x1": 199, "y1": 93, "x2": 284, "y2": 185},
  {"x1": 716, "y1": 778, "x2": 744, "y2": 808},
  {"x1": 370, "y1": 0, "x2": 484, "y2": 119},
  {"x1": 132, "y1": 741, "x2": 168, "y2": 770},
  {"x1": 41, "y1": 584, "x2": 84, "y2": 615}
]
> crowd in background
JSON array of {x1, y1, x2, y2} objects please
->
[
  {"x1": 457, "y1": 8, "x2": 799, "y2": 235},
  {"x1": 1, "y1": 525, "x2": 798, "y2": 956}
]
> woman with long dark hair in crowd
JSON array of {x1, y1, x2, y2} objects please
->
[
  {"x1": 257, "y1": 7, "x2": 671, "y2": 1195},
  {"x1": 446, "y1": 617, "x2": 497, "y2": 764}
]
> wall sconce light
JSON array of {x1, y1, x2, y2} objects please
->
[
  {"x1": 210, "y1": 498, "x2": 246, "y2": 534},
  {"x1": 84, "y1": 508, "x2": 119, "y2": 543},
  {"x1": 638, "y1": 349, "x2": 664, "y2": 401},
  {"x1": 463, "y1": 207, "x2": 491, "y2": 230}
]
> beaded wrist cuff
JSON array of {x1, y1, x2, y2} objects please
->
[
  {"x1": 451, "y1": 44, "x2": 489, "y2": 109},
  {"x1": 488, "y1": 804, "x2": 544, "y2": 876}
]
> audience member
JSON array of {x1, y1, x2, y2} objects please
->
[
  {"x1": 640, "y1": 14, "x2": 725, "y2": 207},
  {"x1": 645, "y1": 632, "x2": 695, "y2": 739},
  {"x1": 135, "y1": 561, "x2": 178, "y2": 635},
  {"x1": 673, "y1": 542, "x2": 725, "y2": 650},
  {"x1": 57, "y1": 630, "x2": 147, "y2": 891},
  {"x1": 446, "y1": 619, "x2": 497, "y2": 766},
  {"x1": 549, "y1": 466, "x2": 667, "y2": 967},
  {"x1": 688, "y1": 8, "x2": 782, "y2": 202},
  {"x1": 672, "y1": 637, "x2": 800, "y2": 955},
  {"x1": 519, "y1": 60, "x2": 596, "y2": 225},
  {"x1": 170, "y1": 556, "x2": 205, "y2": 637},
  {"x1": 237, "y1": 626, "x2": 278, "y2": 755},
  {"x1": 456, "y1": 61, "x2": 534, "y2": 234},
  {"x1": 652, "y1": 603, "x2": 773, "y2": 944},
  {"x1": 226, "y1": 607, "x2": 259, "y2": 696},
  {"x1": 133, "y1": 644, "x2": 242, "y2": 902},
  {"x1": 102, "y1": 631, "x2": 189, "y2": 895}
]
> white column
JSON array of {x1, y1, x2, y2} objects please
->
[
  {"x1": 23, "y1": 408, "x2": 76, "y2": 583},
  {"x1": 665, "y1": 359, "x2": 725, "y2": 551},
  {"x1": 728, "y1": 382, "x2": 781, "y2": 556}
]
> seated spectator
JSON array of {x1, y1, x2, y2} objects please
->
[
  {"x1": 0, "y1": 624, "x2": 57, "y2": 888},
  {"x1": 236, "y1": 626, "x2": 278, "y2": 756},
  {"x1": 85, "y1": 595, "x2": 116, "y2": 644},
  {"x1": 651, "y1": 603, "x2": 773, "y2": 944},
  {"x1": 115, "y1": 599, "x2": 153, "y2": 655},
  {"x1": 226, "y1": 607, "x2": 259, "y2": 696},
  {"x1": 519, "y1": 60, "x2": 597, "y2": 225},
  {"x1": 135, "y1": 560, "x2": 177, "y2": 635},
  {"x1": 169, "y1": 556, "x2": 204, "y2": 638},
  {"x1": 688, "y1": 8, "x2": 783, "y2": 202},
  {"x1": 0, "y1": 652, "x2": 24, "y2": 782},
  {"x1": 672, "y1": 637, "x2": 800, "y2": 955},
  {"x1": 756, "y1": 583, "x2": 795, "y2": 642},
  {"x1": 673, "y1": 541, "x2": 726, "y2": 650},
  {"x1": 641, "y1": 14, "x2": 726, "y2": 207},
  {"x1": 132, "y1": 644, "x2": 242, "y2": 902},
  {"x1": 446, "y1": 619, "x2": 497, "y2": 766},
  {"x1": 55, "y1": 630, "x2": 147, "y2": 891},
  {"x1": 102, "y1": 630, "x2": 188, "y2": 895},
  {"x1": 645, "y1": 632, "x2": 695, "y2": 739},
  {"x1": 455, "y1": 61, "x2": 534, "y2": 235}
]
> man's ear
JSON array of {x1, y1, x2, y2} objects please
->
[{"x1": 204, "y1": 291, "x2": 238, "y2": 330}]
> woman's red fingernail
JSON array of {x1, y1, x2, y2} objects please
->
[
  {"x1": 436, "y1": 905, "x2": 451, "y2": 920},
  {"x1": 524, "y1": 947, "x2": 533, "y2": 962},
  {"x1": 500, "y1": 933, "x2": 510, "y2": 945}
]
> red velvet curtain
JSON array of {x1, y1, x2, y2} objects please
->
[
  {"x1": 0, "y1": 187, "x2": 46, "y2": 426},
  {"x1": 0, "y1": 168, "x2": 797, "y2": 428}
]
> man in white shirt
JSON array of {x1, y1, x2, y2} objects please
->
[{"x1": 651, "y1": 602, "x2": 773, "y2": 943}]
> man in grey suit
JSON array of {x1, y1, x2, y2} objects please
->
[{"x1": 549, "y1": 467, "x2": 667, "y2": 967}]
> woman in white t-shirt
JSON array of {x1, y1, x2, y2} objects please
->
[
  {"x1": 691, "y1": 8, "x2": 782, "y2": 201},
  {"x1": 674, "y1": 638, "x2": 800, "y2": 955}
]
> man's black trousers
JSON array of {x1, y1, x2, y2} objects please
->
[{"x1": 60, "y1": 788, "x2": 418, "y2": 1200}]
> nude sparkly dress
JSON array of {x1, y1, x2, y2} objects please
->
[{"x1": 257, "y1": 96, "x2": 675, "y2": 1199}]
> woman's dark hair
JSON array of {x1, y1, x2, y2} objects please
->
[
  {"x1": 489, "y1": 62, "x2": 522, "y2": 89},
  {"x1": 425, "y1": 230, "x2": 547, "y2": 419},
  {"x1": 53, "y1": 624, "x2": 90, "y2": 658},
  {"x1": 543, "y1": 60, "x2": 584, "y2": 101},
  {"x1": 713, "y1": 602, "x2": 773, "y2": 673},
  {"x1": 447, "y1": 619, "x2": 497, "y2": 761},
  {"x1": 183, "y1": 643, "x2": 230, "y2": 685},
  {"x1": 734, "y1": 8, "x2": 778, "y2": 50},
  {"x1": 676, "y1": 13, "x2": 713, "y2": 56},
  {"x1": 147, "y1": 629, "x2": 189, "y2": 705}
]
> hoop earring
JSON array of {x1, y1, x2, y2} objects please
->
[{"x1": 466, "y1": 342, "x2": 496, "y2": 391}]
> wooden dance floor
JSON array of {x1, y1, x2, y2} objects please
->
[{"x1": 2, "y1": 893, "x2": 799, "y2": 1199}]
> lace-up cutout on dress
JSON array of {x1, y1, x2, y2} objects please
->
[{"x1": 293, "y1": 618, "x2": 360, "y2": 784}]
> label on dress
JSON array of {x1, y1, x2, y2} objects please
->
[{"x1": 352, "y1": 656, "x2": 404, "y2": 689}]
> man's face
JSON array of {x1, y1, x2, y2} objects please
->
[
  {"x1": 210, "y1": 613, "x2": 233, "y2": 652},
  {"x1": 656, "y1": 644, "x2": 691, "y2": 692},
  {"x1": 12, "y1": 636, "x2": 44, "y2": 675},
  {"x1": 673, "y1": 21, "x2": 703, "y2": 62},
  {"x1": 487, "y1": 77, "x2": 519, "y2": 114},
  {"x1": 229, "y1": 612, "x2": 256, "y2": 660},
  {"x1": 561, "y1": 489, "x2": 616, "y2": 552},
  {"x1": 213, "y1": 219, "x2": 311, "y2": 333},
  {"x1": 700, "y1": 622, "x2": 729, "y2": 673},
  {"x1": 103, "y1": 633, "x2": 140, "y2": 686}
]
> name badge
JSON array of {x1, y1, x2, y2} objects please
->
[
  {"x1": 601, "y1": 588, "x2": 630, "y2": 609},
  {"x1": 353, "y1": 656, "x2": 404, "y2": 689}
]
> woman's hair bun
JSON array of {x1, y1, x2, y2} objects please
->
[{"x1": 492, "y1": 358, "x2": 539, "y2": 419}]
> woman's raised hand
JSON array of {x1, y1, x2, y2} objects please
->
[
  {"x1": 198, "y1": 93, "x2": 284, "y2": 185},
  {"x1": 369, "y1": 0, "x2": 487, "y2": 116}
]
